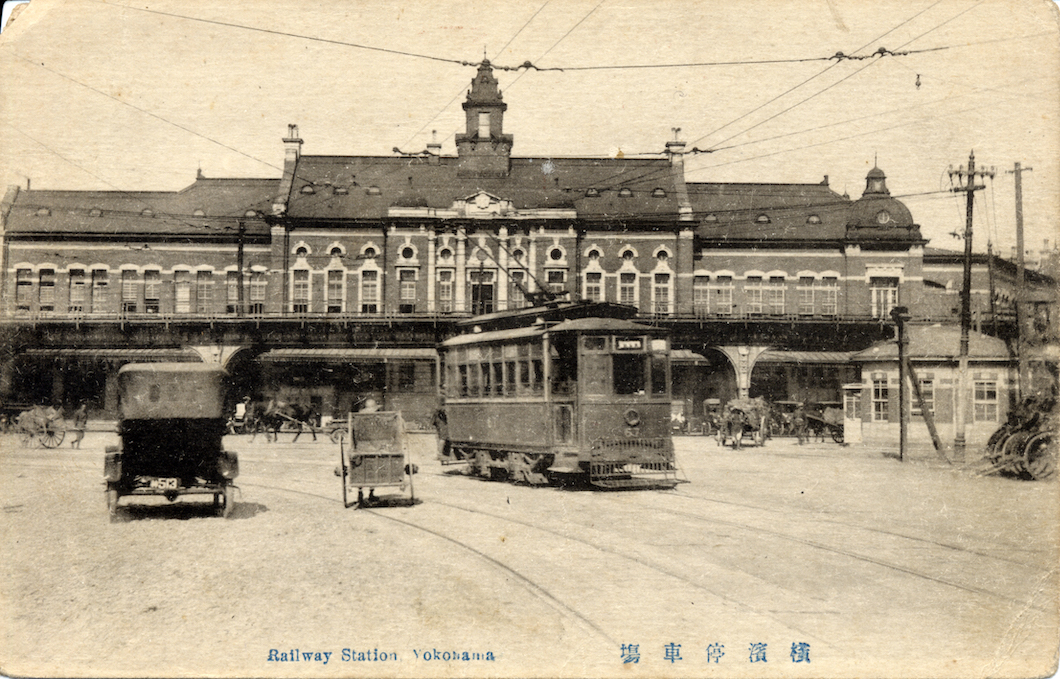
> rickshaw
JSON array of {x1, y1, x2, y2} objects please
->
[
  {"x1": 338, "y1": 410, "x2": 415, "y2": 507},
  {"x1": 15, "y1": 405, "x2": 65, "y2": 448},
  {"x1": 104, "y1": 363, "x2": 239, "y2": 520}
]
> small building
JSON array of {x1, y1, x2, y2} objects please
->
[{"x1": 849, "y1": 325, "x2": 1013, "y2": 449}]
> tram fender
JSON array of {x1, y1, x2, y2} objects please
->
[{"x1": 547, "y1": 451, "x2": 580, "y2": 474}]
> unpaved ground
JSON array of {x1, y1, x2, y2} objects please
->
[{"x1": 1, "y1": 431, "x2": 1057, "y2": 679}]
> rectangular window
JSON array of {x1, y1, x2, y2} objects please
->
[
  {"x1": 478, "y1": 111, "x2": 490, "y2": 138},
  {"x1": 767, "y1": 276, "x2": 785, "y2": 315},
  {"x1": 819, "y1": 277, "x2": 838, "y2": 316},
  {"x1": 327, "y1": 270, "x2": 343, "y2": 313},
  {"x1": 693, "y1": 276, "x2": 709, "y2": 316},
  {"x1": 913, "y1": 377, "x2": 934, "y2": 416},
  {"x1": 584, "y1": 271, "x2": 602, "y2": 302},
  {"x1": 91, "y1": 269, "x2": 108, "y2": 313},
  {"x1": 653, "y1": 273, "x2": 671, "y2": 314},
  {"x1": 175, "y1": 271, "x2": 191, "y2": 313},
  {"x1": 974, "y1": 380, "x2": 998, "y2": 422},
  {"x1": 68, "y1": 269, "x2": 85, "y2": 312},
  {"x1": 546, "y1": 269, "x2": 566, "y2": 294},
  {"x1": 508, "y1": 270, "x2": 526, "y2": 309},
  {"x1": 38, "y1": 269, "x2": 55, "y2": 312},
  {"x1": 196, "y1": 271, "x2": 214, "y2": 314},
  {"x1": 291, "y1": 270, "x2": 309, "y2": 313},
  {"x1": 870, "y1": 277, "x2": 899, "y2": 319},
  {"x1": 470, "y1": 270, "x2": 494, "y2": 315},
  {"x1": 225, "y1": 271, "x2": 240, "y2": 314},
  {"x1": 872, "y1": 377, "x2": 889, "y2": 422},
  {"x1": 15, "y1": 269, "x2": 32, "y2": 310},
  {"x1": 619, "y1": 272, "x2": 637, "y2": 305},
  {"x1": 144, "y1": 271, "x2": 160, "y2": 313},
  {"x1": 437, "y1": 269, "x2": 454, "y2": 313},
  {"x1": 712, "y1": 276, "x2": 733, "y2": 316},
  {"x1": 797, "y1": 277, "x2": 814, "y2": 316},
  {"x1": 614, "y1": 354, "x2": 646, "y2": 395},
  {"x1": 399, "y1": 268, "x2": 417, "y2": 313},
  {"x1": 249, "y1": 272, "x2": 266, "y2": 314},
  {"x1": 398, "y1": 363, "x2": 416, "y2": 390},
  {"x1": 651, "y1": 355, "x2": 668, "y2": 395},
  {"x1": 361, "y1": 270, "x2": 378, "y2": 313},
  {"x1": 121, "y1": 270, "x2": 137, "y2": 313},
  {"x1": 745, "y1": 276, "x2": 763, "y2": 315}
]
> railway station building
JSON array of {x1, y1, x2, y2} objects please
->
[{"x1": 1, "y1": 60, "x2": 1055, "y2": 436}]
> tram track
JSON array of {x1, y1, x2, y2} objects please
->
[
  {"x1": 236, "y1": 479, "x2": 619, "y2": 648},
  {"x1": 614, "y1": 487, "x2": 1055, "y2": 614}
]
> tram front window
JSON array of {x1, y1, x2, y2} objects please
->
[
  {"x1": 613, "y1": 354, "x2": 646, "y2": 394},
  {"x1": 651, "y1": 355, "x2": 668, "y2": 395}
]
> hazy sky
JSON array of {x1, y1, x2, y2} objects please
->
[{"x1": 1, "y1": 0, "x2": 1057, "y2": 259}]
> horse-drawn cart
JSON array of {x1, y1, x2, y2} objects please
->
[
  {"x1": 805, "y1": 405, "x2": 845, "y2": 444},
  {"x1": 716, "y1": 397, "x2": 771, "y2": 448}
]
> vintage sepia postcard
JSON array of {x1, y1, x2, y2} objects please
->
[{"x1": 1, "y1": 0, "x2": 1057, "y2": 677}]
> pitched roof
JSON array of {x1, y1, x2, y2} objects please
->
[
  {"x1": 284, "y1": 155, "x2": 681, "y2": 222},
  {"x1": 688, "y1": 181, "x2": 851, "y2": 242},
  {"x1": 850, "y1": 325, "x2": 1011, "y2": 361},
  {"x1": 4, "y1": 178, "x2": 278, "y2": 237}
]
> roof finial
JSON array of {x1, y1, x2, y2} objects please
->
[
  {"x1": 874, "y1": 151, "x2": 878, "y2": 167},
  {"x1": 672, "y1": 127, "x2": 681, "y2": 141}
]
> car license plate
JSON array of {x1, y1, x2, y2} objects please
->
[{"x1": 148, "y1": 477, "x2": 179, "y2": 490}]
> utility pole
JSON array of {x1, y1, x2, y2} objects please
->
[
  {"x1": 948, "y1": 151, "x2": 995, "y2": 462},
  {"x1": 1007, "y1": 162, "x2": 1032, "y2": 399}
]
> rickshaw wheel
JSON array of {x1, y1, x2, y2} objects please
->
[
  {"x1": 40, "y1": 428, "x2": 65, "y2": 449},
  {"x1": 329, "y1": 427, "x2": 347, "y2": 445},
  {"x1": 831, "y1": 427, "x2": 844, "y2": 444},
  {"x1": 221, "y1": 485, "x2": 235, "y2": 518},
  {"x1": 1024, "y1": 433, "x2": 1056, "y2": 480}
]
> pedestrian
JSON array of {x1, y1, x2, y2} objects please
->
[
  {"x1": 729, "y1": 408, "x2": 747, "y2": 450},
  {"x1": 793, "y1": 404, "x2": 807, "y2": 445},
  {"x1": 71, "y1": 402, "x2": 88, "y2": 449},
  {"x1": 359, "y1": 397, "x2": 381, "y2": 502}
]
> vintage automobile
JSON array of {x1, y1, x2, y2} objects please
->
[{"x1": 104, "y1": 363, "x2": 239, "y2": 520}]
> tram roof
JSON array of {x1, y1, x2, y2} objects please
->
[
  {"x1": 441, "y1": 316, "x2": 662, "y2": 347},
  {"x1": 455, "y1": 301, "x2": 638, "y2": 331}
]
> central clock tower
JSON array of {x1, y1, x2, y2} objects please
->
[{"x1": 455, "y1": 60, "x2": 514, "y2": 177}]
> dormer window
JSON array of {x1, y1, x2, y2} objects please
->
[
  {"x1": 651, "y1": 188, "x2": 667, "y2": 197},
  {"x1": 704, "y1": 213, "x2": 718, "y2": 223},
  {"x1": 618, "y1": 188, "x2": 633, "y2": 197},
  {"x1": 755, "y1": 214, "x2": 771, "y2": 224},
  {"x1": 366, "y1": 186, "x2": 381, "y2": 196},
  {"x1": 333, "y1": 186, "x2": 348, "y2": 195},
  {"x1": 36, "y1": 208, "x2": 50, "y2": 216},
  {"x1": 141, "y1": 208, "x2": 154, "y2": 216},
  {"x1": 875, "y1": 210, "x2": 892, "y2": 224},
  {"x1": 193, "y1": 209, "x2": 206, "y2": 216},
  {"x1": 89, "y1": 208, "x2": 102, "y2": 217},
  {"x1": 244, "y1": 210, "x2": 258, "y2": 217},
  {"x1": 300, "y1": 185, "x2": 315, "y2": 194},
  {"x1": 807, "y1": 214, "x2": 822, "y2": 224},
  {"x1": 585, "y1": 188, "x2": 600, "y2": 198}
]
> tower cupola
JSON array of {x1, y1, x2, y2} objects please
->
[
  {"x1": 456, "y1": 60, "x2": 513, "y2": 177},
  {"x1": 864, "y1": 166, "x2": 889, "y2": 196}
]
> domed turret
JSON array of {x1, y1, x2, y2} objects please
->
[{"x1": 843, "y1": 165, "x2": 920, "y2": 241}]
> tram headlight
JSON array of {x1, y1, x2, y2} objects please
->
[{"x1": 624, "y1": 408, "x2": 640, "y2": 427}]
